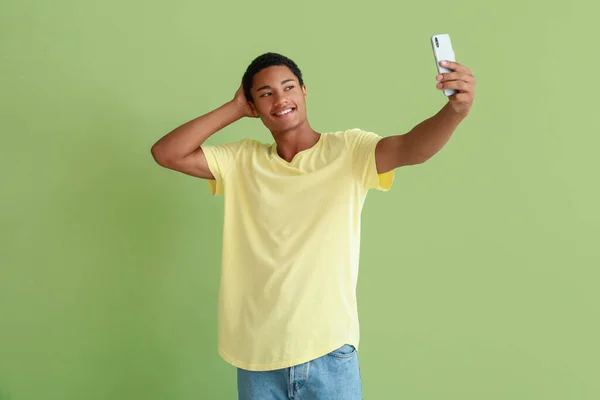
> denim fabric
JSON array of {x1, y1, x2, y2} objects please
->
[{"x1": 237, "y1": 344, "x2": 362, "y2": 400}]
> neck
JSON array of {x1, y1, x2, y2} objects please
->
[{"x1": 272, "y1": 121, "x2": 320, "y2": 162}]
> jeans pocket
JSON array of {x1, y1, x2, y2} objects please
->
[{"x1": 327, "y1": 344, "x2": 356, "y2": 359}]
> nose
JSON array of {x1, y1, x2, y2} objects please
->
[{"x1": 272, "y1": 90, "x2": 288, "y2": 105}]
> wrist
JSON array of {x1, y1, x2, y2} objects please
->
[
  {"x1": 442, "y1": 102, "x2": 468, "y2": 121},
  {"x1": 225, "y1": 100, "x2": 246, "y2": 120}
]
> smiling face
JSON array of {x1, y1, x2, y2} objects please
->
[{"x1": 249, "y1": 65, "x2": 308, "y2": 135}]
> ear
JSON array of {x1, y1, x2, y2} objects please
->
[
  {"x1": 302, "y1": 85, "x2": 307, "y2": 98},
  {"x1": 249, "y1": 101, "x2": 259, "y2": 117}
]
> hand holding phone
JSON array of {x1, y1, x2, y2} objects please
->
[{"x1": 431, "y1": 34, "x2": 457, "y2": 96}]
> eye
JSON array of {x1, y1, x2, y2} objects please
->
[
  {"x1": 285, "y1": 85, "x2": 295, "y2": 90},
  {"x1": 260, "y1": 92, "x2": 271, "y2": 97}
]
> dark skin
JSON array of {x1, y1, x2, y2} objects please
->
[
  {"x1": 234, "y1": 65, "x2": 321, "y2": 163},
  {"x1": 150, "y1": 61, "x2": 476, "y2": 179},
  {"x1": 435, "y1": 60, "x2": 476, "y2": 116},
  {"x1": 234, "y1": 60, "x2": 476, "y2": 171},
  {"x1": 375, "y1": 60, "x2": 477, "y2": 171}
]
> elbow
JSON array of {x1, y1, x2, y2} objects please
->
[{"x1": 150, "y1": 143, "x2": 172, "y2": 167}]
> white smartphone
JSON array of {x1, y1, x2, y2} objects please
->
[{"x1": 431, "y1": 33, "x2": 457, "y2": 96}]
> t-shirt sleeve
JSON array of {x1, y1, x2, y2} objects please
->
[
  {"x1": 200, "y1": 139, "x2": 246, "y2": 196},
  {"x1": 346, "y1": 128, "x2": 395, "y2": 191}
]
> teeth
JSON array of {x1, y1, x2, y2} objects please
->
[{"x1": 276, "y1": 108, "x2": 293, "y2": 116}]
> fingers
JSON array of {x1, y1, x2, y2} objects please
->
[
  {"x1": 437, "y1": 80, "x2": 472, "y2": 92},
  {"x1": 435, "y1": 67, "x2": 476, "y2": 92},
  {"x1": 436, "y1": 71, "x2": 476, "y2": 83},
  {"x1": 439, "y1": 60, "x2": 472, "y2": 75}
]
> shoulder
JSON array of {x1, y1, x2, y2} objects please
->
[
  {"x1": 338, "y1": 128, "x2": 383, "y2": 147},
  {"x1": 209, "y1": 137, "x2": 261, "y2": 152},
  {"x1": 240, "y1": 137, "x2": 272, "y2": 153},
  {"x1": 320, "y1": 129, "x2": 363, "y2": 144},
  {"x1": 309, "y1": 129, "x2": 374, "y2": 151}
]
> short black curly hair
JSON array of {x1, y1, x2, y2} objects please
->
[{"x1": 242, "y1": 52, "x2": 304, "y2": 103}]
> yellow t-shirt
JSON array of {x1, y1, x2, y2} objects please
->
[{"x1": 200, "y1": 128, "x2": 394, "y2": 371}]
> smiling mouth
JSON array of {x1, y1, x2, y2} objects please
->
[{"x1": 272, "y1": 107, "x2": 296, "y2": 118}]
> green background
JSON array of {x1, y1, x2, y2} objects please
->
[{"x1": 1, "y1": 0, "x2": 598, "y2": 399}]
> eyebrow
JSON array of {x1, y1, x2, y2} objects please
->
[{"x1": 256, "y1": 79, "x2": 296, "y2": 92}]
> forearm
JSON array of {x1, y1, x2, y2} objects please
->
[
  {"x1": 151, "y1": 100, "x2": 244, "y2": 162},
  {"x1": 404, "y1": 102, "x2": 466, "y2": 162}
]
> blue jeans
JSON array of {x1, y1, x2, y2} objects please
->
[{"x1": 237, "y1": 344, "x2": 362, "y2": 400}]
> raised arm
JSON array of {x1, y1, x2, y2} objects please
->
[
  {"x1": 375, "y1": 61, "x2": 476, "y2": 173},
  {"x1": 150, "y1": 85, "x2": 257, "y2": 179}
]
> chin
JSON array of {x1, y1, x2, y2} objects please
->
[{"x1": 270, "y1": 119, "x2": 306, "y2": 135}]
